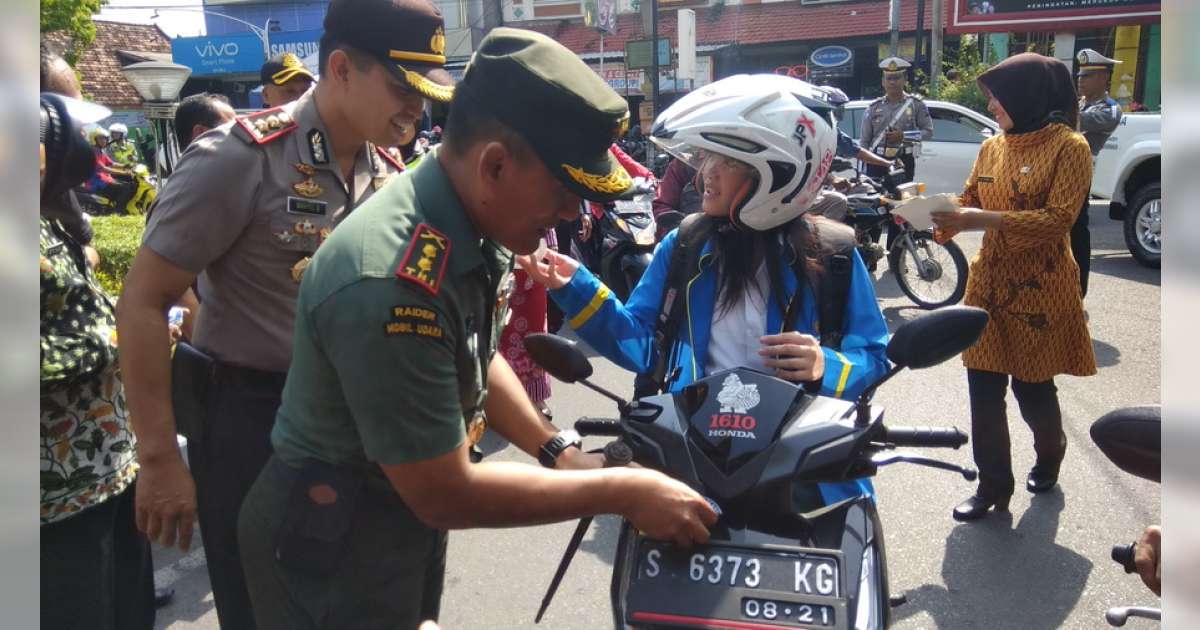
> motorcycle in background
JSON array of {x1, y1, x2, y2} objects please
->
[
  {"x1": 526, "y1": 305, "x2": 989, "y2": 629},
  {"x1": 829, "y1": 157, "x2": 968, "y2": 310},
  {"x1": 77, "y1": 163, "x2": 157, "y2": 216},
  {"x1": 578, "y1": 181, "x2": 660, "y2": 302}
]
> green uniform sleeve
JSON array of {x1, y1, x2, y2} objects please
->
[{"x1": 310, "y1": 278, "x2": 466, "y2": 465}]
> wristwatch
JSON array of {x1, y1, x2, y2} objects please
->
[{"x1": 538, "y1": 429, "x2": 582, "y2": 468}]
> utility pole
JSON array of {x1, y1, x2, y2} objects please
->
[
  {"x1": 650, "y1": 0, "x2": 660, "y2": 109},
  {"x1": 931, "y1": 0, "x2": 944, "y2": 93},
  {"x1": 889, "y1": 0, "x2": 901, "y2": 58},
  {"x1": 915, "y1": 0, "x2": 925, "y2": 82}
]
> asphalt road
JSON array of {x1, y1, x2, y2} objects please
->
[{"x1": 152, "y1": 202, "x2": 1161, "y2": 630}]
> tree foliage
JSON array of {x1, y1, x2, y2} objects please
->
[
  {"x1": 928, "y1": 36, "x2": 991, "y2": 115},
  {"x1": 41, "y1": 0, "x2": 107, "y2": 61}
]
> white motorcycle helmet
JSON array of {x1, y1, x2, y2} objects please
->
[
  {"x1": 108, "y1": 122, "x2": 127, "y2": 137},
  {"x1": 651, "y1": 74, "x2": 837, "y2": 231}
]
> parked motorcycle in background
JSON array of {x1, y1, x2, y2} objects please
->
[
  {"x1": 828, "y1": 157, "x2": 968, "y2": 310},
  {"x1": 588, "y1": 180, "x2": 660, "y2": 301},
  {"x1": 526, "y1": 306, "x2": 990, "y2": 630}
]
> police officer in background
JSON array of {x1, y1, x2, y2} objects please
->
[
  {"x1": 859, "y1": 56, "x2": 933, "y2": 184},
  {"x1": 237, "y1": 27, "x2": 716, "y2": 628},
  {"x1": 260, "y1": 52, "x2": 316, "y2": 109},
  {"x1": 1074, "y1": 48, "x2": 1123, "y2": 299},
  {"x1": 114, "y1": 0, "x2": 452, "y2": 627}
]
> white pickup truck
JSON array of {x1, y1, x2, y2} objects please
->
[{"x1": 1092, "y1": 112, "x2": 1161, "y2": 268}]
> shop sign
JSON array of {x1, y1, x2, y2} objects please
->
[
  {"x1": 590, "y1": 56, "x2": 713, "y2": 96},
  {"x1": 172, "y1": 33, "x2": 264, "y2": 76},
  {"x1": 268, "y1": 29, "x2": 323, "y2": 70},
  {"x1": 810, "y1": 45, "x2": 853, "y2": 69},
  {"x1": 950, "y1": 0, "x2": 1160, "y2": 34}
]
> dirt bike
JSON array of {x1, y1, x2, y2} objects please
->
[
  {"x1": 526, "y1": 305, "x2": 989, "y2": 629},
  {"x1": 829, "y1": 157, "x2": 968, "y2": 310}
]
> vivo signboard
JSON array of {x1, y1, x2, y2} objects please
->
[
  {"x1": 810, "y1": 45, "x2": 853, "y2": 68},
  {"x1": 172, "y1": 33, "x2": 264, "y2": 76}
]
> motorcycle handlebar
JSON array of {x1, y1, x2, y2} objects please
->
[
  {"x1": 575, "y1": 418, "x2": 623, "y2": 436},
  {"x1": 1112, "y1": 542, "x2": 1138, "y2": 574},
  {"x1": 882, "y1": 426, "x2": 968, "y2": 449}
]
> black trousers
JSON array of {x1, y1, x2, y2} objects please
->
[
  {"x1": 41, "y1": 482, "x2": 155, "y2": 630},
  {"x1": 188, "y1": 365, "x2": 285, "y2": 630},
  {"x1": 966, "y1": 369, "x2": 1067, "y2": 499},
  {"x1": 865, "y1": 153, "x2": 916, "y2": 251},
  {"x1": 1070, "y1": 198, "x2": 1091, "y2": 298}
]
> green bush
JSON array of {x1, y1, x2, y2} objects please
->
[{"x1": 90, "y1": 214, "x2": 145, "y2": 297}]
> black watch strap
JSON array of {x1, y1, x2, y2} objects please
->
[{"x1": 538, "y1": 429, "x2": 582, "y2": 468}]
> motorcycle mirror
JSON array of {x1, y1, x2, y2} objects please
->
[
  {"x1": 886, "y1": 306, "x2": 988, "y2": 369},
  {"x1": 657, "y1": 210, "x2": 685, "y2": 234},
  {"x1": 524, "y1": 333, "x2": 594, "y2": 383},
  {"x1": 1090, "y1": 406, "x2": 1161, "y2": 483}
]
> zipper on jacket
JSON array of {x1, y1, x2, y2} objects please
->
[{"x1": 686, "y1": 252, "x2": 715, "y2": 383}]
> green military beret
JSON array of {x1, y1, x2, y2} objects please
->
[{"x1": 458, "y1": 27, "x2": 633, "y2": 202}]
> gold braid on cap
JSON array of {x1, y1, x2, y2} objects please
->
[
  {"x1": 562, "y1": 163, "x2": 632, "y2": 195},
  {"x1": 398, "y1": 66, "x2": 455, "y2": 102}
]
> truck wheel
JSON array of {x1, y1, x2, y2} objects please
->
[{"x1": 1123, "y1": 182, "x2": 1161, "y2": 268}]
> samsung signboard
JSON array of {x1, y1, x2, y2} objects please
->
[
  {"x1": 173, "y1": 33, "x2": 264, "y2": 76},
  {"x1": 268, "y1": 29, "x2": 323, "y2": 69}
]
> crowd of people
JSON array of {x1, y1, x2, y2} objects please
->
[{"x1": 39, "y1": 0, "x2": 1160, "y2": 627}]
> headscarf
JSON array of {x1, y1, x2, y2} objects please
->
[{"x1": 977, "y1": 52, "x2": 1079, "y2": 135}]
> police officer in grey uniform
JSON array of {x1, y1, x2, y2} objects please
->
[
  {"x1": 115, "y1": 0, "x2": 453, "y2": 627},
  {"x1": 1073, "y1": 48, "x2": 1123, "y2": 298},
  {"x1": 859, "y1": 56, "x2": 933, "y2": 184}
]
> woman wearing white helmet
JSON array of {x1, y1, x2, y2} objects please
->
[{"x1": 521, "y1": 74, "x2": 890, "y2": 506}]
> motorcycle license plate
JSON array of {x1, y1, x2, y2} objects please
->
[{"x1": 625, "y1": 538, "x2": 843, "y2": 629}]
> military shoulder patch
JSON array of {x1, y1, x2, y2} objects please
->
[
  {"x1": 384, "y1": 304, "x2": 445, "y2": 340},
  {"x1": 396, "y1": 223, "x2": 451, "y2": 296},
  {"x1": 376, "y1": 146, "x2": 405, "y2": 173},
  {"x1": 233, "y1": 106, "x2": 297, "y2": 145}
]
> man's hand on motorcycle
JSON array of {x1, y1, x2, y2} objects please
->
[
  {"x1": 1134, "y1": 525, "x2": 1161, "y2": 596},
  {"x1": 759, "y1": 332, "x2": 825, "y2": 383},
  {"x1": 135, "y1": 452, "x2": 198, "y2": 551},
  {"x1": 626, "y1": 470, "x2": 717, "y2": 548},
  {"x1": 555, "y1": 446, "x2": 605, "y2": 470},
  {"x1": 516, "y1": 250, "x2": 579, "y2": 290}
]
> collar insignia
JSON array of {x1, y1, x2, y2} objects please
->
[{"x1": 308, "y1": 129, "x2": 329, "y2": 165}]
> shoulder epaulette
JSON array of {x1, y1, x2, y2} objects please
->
[
  {"x1": 233, "y1": 106, "x2": 298, "y2": 145},
  {"x1": 395, "y1": 223, "x2": 451, "y2": 296},
  {"x1": 376, "y1": 145, "x2": 405, "y2": 172}
]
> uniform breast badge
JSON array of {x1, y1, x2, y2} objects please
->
[
  {"x1": 293, "y1": 178, "x2": 323, "y2": 198},
  {"x1": 291, "y1": 256, "x2": 312, "y2": 283}
]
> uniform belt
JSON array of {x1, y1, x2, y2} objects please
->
[{"x1": 210, "y1": 359, "x2": 288, "y2": 391}]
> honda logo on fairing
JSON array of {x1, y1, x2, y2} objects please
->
[
  {"x1": 196, "y1": 42, "x2": 240, "y2": 58},
  {"x1": 709, "y1": 374, "x2": 761, "y2": 439}
]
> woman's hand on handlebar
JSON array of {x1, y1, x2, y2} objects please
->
[
  {"x1": 759, "y1": 332, "x2": 825, "y2": 383},
  {"x1": 517, "y1": 249, "x2": 580, "y2": 290}
]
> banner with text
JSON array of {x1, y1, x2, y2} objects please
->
[
  {"x1": 950, "y1": 0, "x2": 1160, "y2": 34},
  {"x1": 590, "y1": 56, "x2": 713, "y2": 96}
]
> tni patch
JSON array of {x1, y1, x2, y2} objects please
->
[{"x1": 396, "y1": 223, "x2": 451, "y2": 296}]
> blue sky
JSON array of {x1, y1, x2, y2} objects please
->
[{"x1": 96, "y1": 0, "x2": 208, "y2": 38}]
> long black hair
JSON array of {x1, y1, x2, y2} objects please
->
[{"x1": 711, "y1": 215, "x2": 824, "y2": 319}]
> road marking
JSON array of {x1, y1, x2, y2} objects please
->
[{"x1": 154, "y1": 546, "x2": 208, "y2": 589}]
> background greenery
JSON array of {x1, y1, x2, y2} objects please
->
[{"x1": 90, "y1": 214, "x2": 144, "y2": 297}]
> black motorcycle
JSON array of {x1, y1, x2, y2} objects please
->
[
  {"x1": 526, "y1": 305, "x2": 989, "y2": 629},
  {"x1": 829, "y1": 158, "x2": 968, "y2": 310},
  {"x1": 584, "y1": 185, "x2": 660, "y2": 302}
]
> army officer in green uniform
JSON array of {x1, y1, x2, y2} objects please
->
[{"x1": 238, "y1": 28, "x2": 718, "y2": 629}]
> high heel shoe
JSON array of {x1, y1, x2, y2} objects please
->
[
  {"x1": 1026, "y1": 465, "x2": 1060, "y2": 493},
  {"x1": 952, "y1": 494, "x2": 1011, "y2": 522}
]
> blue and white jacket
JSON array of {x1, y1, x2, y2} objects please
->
[{"x1": 549, "y1": 226, "x2": 891, "y2": 504}]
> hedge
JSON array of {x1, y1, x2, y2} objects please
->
[{"x1": 90, "y1": 214, "x2": 145, "y2": 297}]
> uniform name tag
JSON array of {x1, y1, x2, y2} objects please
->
[
  {"x1": 287, "y1": 196, "x2": 328, "y2": 216},
  {"x1": 977, "y1": 176, "x2": 995, "y2": 183}
]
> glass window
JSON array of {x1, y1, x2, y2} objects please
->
[
  {"x1": 929, "y1": 108, "x2": 991, "y2": 143},
  {"x1": 840, "y1": 108, "x2": 863, "y2": 139}
]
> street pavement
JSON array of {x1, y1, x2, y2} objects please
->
[{"x1": 151, "y1": 202, "x2": 1161, "y2": 629}]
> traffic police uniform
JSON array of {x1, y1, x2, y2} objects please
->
[
  {"x1": 1072, "y1": 48, "x2": 1123, "y2": 298},
  {"x1": 142, "y1": 0, "x2": 452, "y2": 626},
  {"x1": 237, "y1": 27, "x2": 634, "y2": 628},
  {"x1": 859, "y1": 56, "x2": 933, "y2": 184}
]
